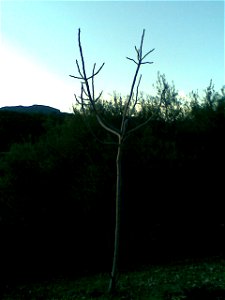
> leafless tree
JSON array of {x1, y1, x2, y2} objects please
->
[{"x1": 70, "y1": 28, "x2": 158, "y2": 294}]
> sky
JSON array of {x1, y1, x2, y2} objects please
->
[{"x1": 0, "y1": 0, "x2": 224, "y2": 113}]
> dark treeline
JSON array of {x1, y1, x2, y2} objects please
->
[{"x1": 0, "y1": 77, "x2": 225, "y2": 286}]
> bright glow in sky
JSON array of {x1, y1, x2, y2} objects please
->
[
  {"x1": 0, "y1": 1, "x2": 224, "y2": 112},
  {"x1": 0, "y1": 42, "x2": 76, "y2": 112}
]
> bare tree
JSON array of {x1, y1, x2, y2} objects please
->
[{"x1": 70, "y1": 28, "x2": 158, "y2": 294}]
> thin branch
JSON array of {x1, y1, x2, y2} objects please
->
[
  {"x1": 76, "y1": 59, "x2": 83, "y2": 77},
  {"x1": 92, "y1": 63, "x2": 96, "y2": 100},
  {"x1": 126, "y1": 57, "x2": 138, "y2": 64},
  {"x1": 126, "y1": 116, "x2": 152, "y2": 135},
  {"x1": 126, "y1": 101, "x2": 162, "y2": 136},
  {"x1": 74, "y1": 107, "x2": 118, "y2": 146},
  {"x1": 142, "y1": 48, "x2": 155, "y2": 60},
  {"x1": 86, "y1": 62, "x2": 105, "y2": 80},
  {"x1": 121, "y1": 62, "x2": 140, "y2": 130},
  {"x1": 141, "y1": 61, "x2": 154, "y2": 65},
  {"x1": 96, "y1": 114, "x2": 121, "y2": 138},
  {"x1": 69, "y1": 74, "x2": 83, "y2": 80},
  {"x1": 95, "y1": 90, "x2": 103, "y2": 102},
  {"x1": 130, "y1": 74, "x2": 142, "y2": 116},
  {"x1": 135, "y1": 45, "x2": 139, "y2": 58}
]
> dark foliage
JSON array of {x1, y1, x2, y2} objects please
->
[
  {"x1": 0, "y1": 110, "x2": 66, "y2": 152},
  {"x1": 0, "y1": 80, "x2": 225, "y2": 286},
  {"x1": 181, "y1": 285, "x2": 225, "y2": 300}
]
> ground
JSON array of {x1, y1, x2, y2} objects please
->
[{"x1": 2, "y1": 256, "x2": 225, "y2": 300}]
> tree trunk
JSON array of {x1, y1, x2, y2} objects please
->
[{"x1": 108, "y1": 137, "x2": 123, "y2": 294}]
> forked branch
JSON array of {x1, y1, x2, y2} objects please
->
[
  {"x1": 121, "y1": 29, "x2": 155, "y2": 135},
  {"x1": 70, "y1": 28, "x2": 120, "y2": 138}
]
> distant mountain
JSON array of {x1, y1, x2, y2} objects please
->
[{"x1": 0, "y1": 104, "x2": 61, "y2": 115}]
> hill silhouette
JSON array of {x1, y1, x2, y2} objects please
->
[{"x1": 0, "y1": 104, "x2": 61, "y2": 114}]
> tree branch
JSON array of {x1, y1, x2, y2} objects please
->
[
  {"x1": 126, "y1": 100, "x2": 162, "y2": 136},
  {"x1": 70, "y1": 28, "x2": 121, "y2": 138},
  {"x1": 121, "y1": 29, "x2": 155, "y2": 135}
]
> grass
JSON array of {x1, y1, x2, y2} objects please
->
[{"x1": 2, "y1": 256, "x2": 225, "y2": 300}]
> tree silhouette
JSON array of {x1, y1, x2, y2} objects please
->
[{"x1": 70, "y1": 28, "x2": 159, "y2": 294}]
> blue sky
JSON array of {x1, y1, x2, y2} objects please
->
[{"x1": 0, "y1": 1, "x2": 224, "y2": 112}]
